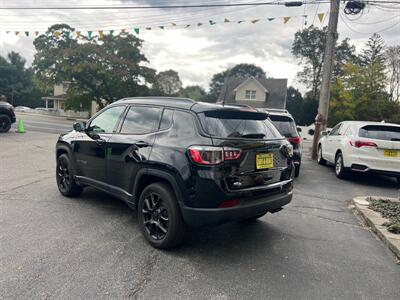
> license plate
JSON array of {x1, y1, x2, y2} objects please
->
[
  {"x1": 384, "y1": 149, "x2": 398, "y2": 157},
  {"x1": 256, "y1": 153, "x2": 274, "y2": 169}
]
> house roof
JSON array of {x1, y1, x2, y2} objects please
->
[
  {"x1": 42, "y1": 94, "x2": 67, "y2": 101},
  {"x1": 233, "y1": 77, "x2": 268, "y2": 93},
  {"x1": 218, "y1": 76, "x2": 288, "y2": 109}
]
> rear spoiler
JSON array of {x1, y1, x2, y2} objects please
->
[{"x1": 203, "y1": 109, "x2": 268, "y2": 120}]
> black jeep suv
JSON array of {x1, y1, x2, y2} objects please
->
[
  {"x1": 0, "y1": 101, "x2": 16, "y2": 133},
  {"x1": 56, "y1": 97, "x2": 294, "y2": 248}
]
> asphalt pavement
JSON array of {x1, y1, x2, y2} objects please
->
[
  {"x1": 13, "y1": 112, "x2": 77, "y2": 134},
  {"x1": 0, "y1": 128, "x2": 399, "y2": 299}
]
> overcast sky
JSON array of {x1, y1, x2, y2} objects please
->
[{"x1": 0, "y1": 0, "x2": 399, "y2": 92}]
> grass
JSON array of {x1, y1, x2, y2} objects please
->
[{"x1": 368, "y1": 198, "x2": 400, "y2": 234}]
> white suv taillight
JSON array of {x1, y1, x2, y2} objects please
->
[
  {"x1": 188, "y1": 146, "x2": 241, "y2": 165},
  {"x1": 349, "y1": 140, "x2": 377, "y2": 148}
]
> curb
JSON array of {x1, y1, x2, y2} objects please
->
[{"x1": 351, "y1": 196, "x2": 400, "y2": 261}]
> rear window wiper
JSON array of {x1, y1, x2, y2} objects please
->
[{"x1": 240, "y1": 133, "x2": 266, "y2": 139}]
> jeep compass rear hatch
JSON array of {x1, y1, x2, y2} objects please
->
[{"x1": 196, "y1": 109, "x2": 292, "y2": 191}]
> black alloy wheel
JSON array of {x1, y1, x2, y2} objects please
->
[
  {"x1": 56, "y1": 154, "x2": 82, "y2": 197},
  {"x1": 142, "y1": 192, "x2": 169, "y2": 241},
  {"x1": 138, "y1": 183, "x2": 185, "y2": 249}
]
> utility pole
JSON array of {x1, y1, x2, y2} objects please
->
[{"x1": 311, "y1": 0, "x2": 340, "y2": 160}]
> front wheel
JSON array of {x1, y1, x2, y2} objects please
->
[
  {"x1": 317, "y1": 145, "x2": 326, "y2": 165},
  {"x1": 56, "y1": 154, "x2": 82, "y2": 197},
  {"x1": 335, "y1": 152, "x2": 347, "y2": 179},
  {"x1": 138, "y1": 183, "x2": 186, "y2": 249},
  {"x1": 0, "y1": 114, "x2": 11, "y2": 133}
]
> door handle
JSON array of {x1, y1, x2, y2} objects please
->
[
  {"x1": 135, "y1": 141, "x2": 149, "y2": 148},
  {"x1": 95, "y1": 138, "x2": 106, "y2": 146}
]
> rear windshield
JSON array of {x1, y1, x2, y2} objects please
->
[
  {"x1": 198, "y1": 112, "x2": 282, "y2": 139},
  {"x1": 359, "y1": 125, "x2": 400, "y2": 141},
  {"x1": 269, "y1": 115, "x2": 298, "y2": 137}
]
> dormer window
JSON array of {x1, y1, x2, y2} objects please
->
[{"x1": 245, "y1": 90, "x2": 256, "y2": 100}]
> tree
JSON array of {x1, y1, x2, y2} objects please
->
[
  {"x1": 292, "y1": 26, "x2": 356, "y2": 100},
  {"x1": 359, "y1": 33, "x2": 386, "y2": 67},
  {"x1": 177, "y1": 85, "x2": 207, "y2": 101},
  {"x1": 153, "y1": 70, "x2": 182, "y2": 96},
  {"x1": 33, "y1": 24, "x2": 156, "y2": 109},
  {"x1": 0, "y1": 52, "x2": 43, "y2": 108},
  {"x1": 386, "y1": 45, "x2": 400, "y2": 102},
  {"x1": 207, "y1": 63, "x2": 266, "y2": 101},
  {"x1": 286, "y1": 86, "x2": 304, "y2": 124}
]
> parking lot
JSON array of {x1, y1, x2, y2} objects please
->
[{"x1": 1, "y1": 120, "x2": 400, "y2": 299}]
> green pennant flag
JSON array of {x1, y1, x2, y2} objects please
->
[
  {"x1": 159, "y1": 26, "x2": 164, "y2": 30},
  {"x1": 24, "y1": 31, "x2": 29, "y2": 37},
  {"x1": 134, "y1": 28, "x2": 139, "y2": 34},
  {"x1": 209, "y1": 20, "x2": 216, "y2": 25},
  {"x1": 238, "y1": 20, "x2": 245, "y2": 24},
  {"x1": 64, "y1": 31, "x2": 70, "y2": 38},
  {"x1": 109, "y1": 30, "x2": 114, "y2": 35},
  {"x1": 267, "y1": 18, "x2": 275, "y2": 21},
  {"x1": 88, "y1": 31, "x2": 93, "y2": 38},
  {"x1": 184, "y1": 24, "x2": 190, "y2": 28}
]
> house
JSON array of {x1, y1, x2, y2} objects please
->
[
  {"x1": 41, "y1": 81, "x2": 93, "y2": 118},
  {"x1": 42, "y1": 81, "x2": 70, "y2": 110},
  {"x1": 218, "y1": 76, "x2": 288, "y2": 109}
]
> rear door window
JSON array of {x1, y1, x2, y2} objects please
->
[
  {"x1": 120, "y1": 106, "x2": 162, "y2": 134},
  {"x1": 268, "y1": 115, "x2": 298, "y2": 138},
  {"x1": 198, "y1": 111, "x2": 281, "y2": 139},
  {"x1": 359, "y1": 125, "x2": 400, "y2": 141}
]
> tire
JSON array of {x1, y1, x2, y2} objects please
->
[
  {"x1": 0, "y1": 114, "x2": 11, "y2": 133},
  {"x1": 294, "y1": 165, "x2": 300, "y2": 177},
  {"x1": 138, "y1": 183, "x2": 186, "y2": 249},
  {"x1": 396, "y1": 177, "x2": 400, "y2": 187},
  {"x1": 56, "y1": 154, "x2": 82, "y2": 197},
  {"x1": 317, "y1": 145, "x2": 327, "y2": 165},
  {"x1": 334, "y1": 152, "x2": 347, "y2": 179}
]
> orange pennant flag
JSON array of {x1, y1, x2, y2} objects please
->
[
  {"x1": 224, "y1": 18, "x2": 230, "y2": 23},
  {"x1": 283, "y1": 17, "x2": 291, "y2": 24},
  {"x1": 251, "y1": 19, "x2": 260, "y2": 24},
  {"x1": 99, "y1": 30, "x2": 104, "y2": 38},
  {"x1": 317, "y1": 13, "x2": 325, "y2": 23},
  {"x1": 76, "y1": 31, "x2": 81, "y2": 37}
]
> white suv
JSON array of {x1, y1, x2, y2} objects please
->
[{"x1": 317, "y1": 121, "x2": 400, "y2": 183}]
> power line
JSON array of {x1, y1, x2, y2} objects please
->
[{"x1": 0, "y1": 1, "x2": 330, "y2": 10}]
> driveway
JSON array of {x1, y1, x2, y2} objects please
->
[{"x1": 0, "y1": 132, "x2": 399, "y2": 299}]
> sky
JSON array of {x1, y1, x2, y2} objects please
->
[{"x1": 0, "y1": 0, "x2": 399, "y2": 93}]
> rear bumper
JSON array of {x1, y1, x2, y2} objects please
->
[
  {"x1": 181, "y1": 188, "x2": 293, "y2": 227},
  {"x1": 346, "y1": 154, "x2": 400, "y2": 174}
]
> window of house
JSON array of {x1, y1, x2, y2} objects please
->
[
  {"x1": 245, "y1": 90, "x2": 256, "y2": 100},
  {"x1": 62, "y1": 83, "x2": 69, "y2": 93}
]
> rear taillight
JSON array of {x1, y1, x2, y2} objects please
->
[
  {"x1": 287, "y1": 136, "x2": 301, "y2": 145},
  {"x1": 188, "y1": 146, "x2": 241, "y2": 165},
  {"x1": 218, "y1": 199, "x2": 241, "y2": 208},
  {"x1": 349, "y1": 140, "x2": 378, "y2": 148}
]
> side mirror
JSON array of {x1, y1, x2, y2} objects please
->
[
  {"x1": 73, "y1": 121, "x2": 86, "y2": 132},
  {"x1": 321, "y1": 130, "x2": 330, "y2": 137},
  {"x1": 296, "y1": 127, "x2": 302, "y2": 132}
]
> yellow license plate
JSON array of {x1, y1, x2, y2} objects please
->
[
  {"x1": 384, "y1": 149, "x2": 398, "y2": 157},
  {"x1": 256, "y1": 153, "x2": 274, "y2": 169}
]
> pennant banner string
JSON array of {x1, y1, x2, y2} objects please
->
[{"x1": 2, "y1": 13, "x2": 327, "y2": 37}]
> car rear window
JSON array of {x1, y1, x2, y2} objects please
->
[
  {"x1": 359, "y1": 125, "x2": 400, "y2": 141},
  {"x1": 269, "y1": 115, "x2": 298, "y2": 137},
  {"x1": 198, "y1": 111, "x2": 281, "y2": 139}
]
